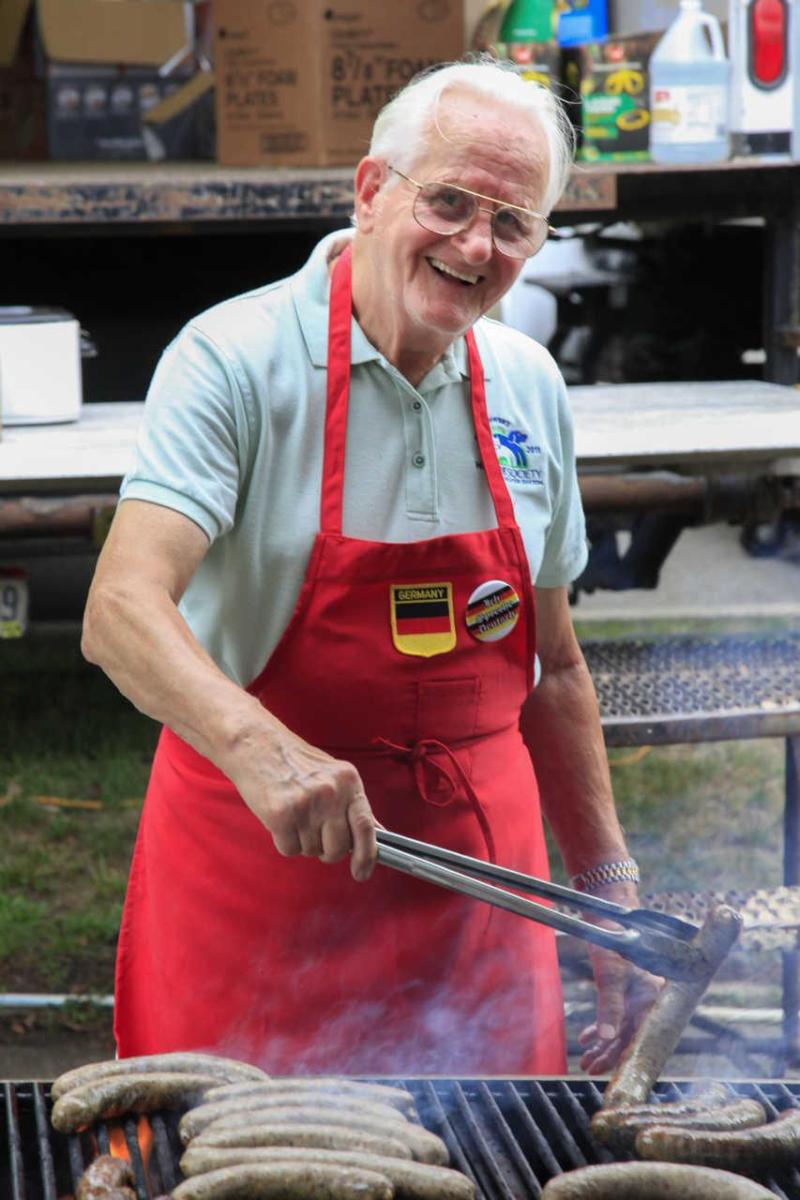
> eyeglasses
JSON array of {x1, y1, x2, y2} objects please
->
[{"x1": 388, "y1": 166, "x2": 554, "y2": 260}]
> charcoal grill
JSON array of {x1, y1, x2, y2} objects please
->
[{"x1": 5, "y1": 1078, "x2": 800, "y2": 1200}]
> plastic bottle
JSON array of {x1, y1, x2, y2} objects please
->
[
  {"x1": 499, "y1": 0, "x2": 555, "y2": 43},
  {"x1": 649, "y1": 0, "x2": 730, "y2": 164}
]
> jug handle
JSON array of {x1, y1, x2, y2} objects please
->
[{"x1": 699, "y1": 12, "x2": 726, "y2": 60}]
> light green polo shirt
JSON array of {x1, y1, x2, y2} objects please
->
[{"x1": 120, "y1": 230, "x2": 588, "y2": 687}]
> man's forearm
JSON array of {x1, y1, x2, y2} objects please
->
[
  {"x1": 520, "y1": 658, "x2": 630, "y2": 879},
  {"x1": 82, "y1": 577, "x2": 270, "y2": 773}
]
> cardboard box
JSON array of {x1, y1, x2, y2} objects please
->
[
  {"x1": 492, "y1": 39, "x2": 561, "y2": 88},
  {"x1": 34, "y1": 0, "x2": 194, "y2": 160},
  {"x1": 142, "y1": 70, "x2": 215, "y2": 161},
  {"x1": 0, "y1": 0, "x2": 32, "y2": 63},
  {"x1": 213, "y1": 0, "x2": 465, "y2": 168},
  {"x1": 0, "y1": 0, "x2": 47, "y2": 159},
  {"x1": 0, "y1": 0, "x2": 195, "y2": 162},
  {"x1": 47, "y1": 62, "x2": 191, "y2": 160},
  {"x1": 37, "y1": 0, "x2": 190, "y2": 67},
  {"x1": 563, "y1": 32, "x2": 660, "y2": 161}
]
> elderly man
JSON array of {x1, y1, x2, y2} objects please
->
[{"x1": 83, "y1": 58, "x2": 654, "y2": 1076}]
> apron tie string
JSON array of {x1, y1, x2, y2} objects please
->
[{"x1": 371, "y1": 735, "x2": 496, "y2": 864}]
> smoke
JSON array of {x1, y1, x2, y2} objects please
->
[{"x1": 211, "y1": 941, "x2": 564, "y2": 1077}]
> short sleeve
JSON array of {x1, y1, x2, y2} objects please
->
[
  {"x1": 536, "y1": 379, "x2": 588, "y2": 588},
  {"x1": 120, "y1": 323, "x2": 252, "y2": 542}
]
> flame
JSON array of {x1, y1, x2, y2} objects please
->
[
  {"x1": 108, "y1": 1124, "x2": 129, "y2": 1161},
  {"x1": 107, "y1": 1116, "x2": 153, "y2": 1168}
]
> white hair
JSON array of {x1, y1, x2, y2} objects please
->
[{"x1": 368, "y1": 56, "x2": 575, "y2": 215}]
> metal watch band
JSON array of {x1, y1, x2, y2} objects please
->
[{"x1": 570, "y1": 858, "x2": 640, "y2": 893}]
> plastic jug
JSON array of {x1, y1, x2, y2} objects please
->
[{"x1": 649, "y1": 0, "x2": 731, "y2": 163}]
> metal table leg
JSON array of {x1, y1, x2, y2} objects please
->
[
  {"x1": 764, "y1": 196, "x2": 800, "y2": 385},
  {"x1": 782, "y1": 734, "x2": 800, "y2": 1067}
]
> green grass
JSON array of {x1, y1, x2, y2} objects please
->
[
  {"x1": 608, "y1": 739, "x2": 783, "y2": 892},
  {"x1": 0, "y1": 618, "x2": 793, "y2": 1004},
  {"x1": 544, "y1": 737, "x2": 784, "y2": 899},
  {"x1": 1, "y1": 628, "x2": 157, "y2": 995}
]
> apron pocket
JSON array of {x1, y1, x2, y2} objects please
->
[{"x1": 414, "y1": 676, "x2": 481, "y2": 744}]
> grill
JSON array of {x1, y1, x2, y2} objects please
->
[
  {"x1": 583, "y1": 633, "x2": 800, "y2": 723},
  {"x1": 5, "y1": 1078, "x2": 800, "y2": 1200}
]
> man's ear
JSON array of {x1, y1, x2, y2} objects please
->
[{"x1": 353, "y1": 157, "x2": 386, "y2": 234}]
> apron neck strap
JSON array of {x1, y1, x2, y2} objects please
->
[
  {"x1": 322, "y1": 242, "x2": 517, "y2": 533},
  {"x1": 464, "y1": 326, "x2": 516, "y2": 528},
  {"x1": 321, "y1": 245, "x2": 354, "y2": 534}
]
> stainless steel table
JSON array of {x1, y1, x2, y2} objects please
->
[
  {"x1": 570, "y1": 380, "x2": 800, "y2": 472},
  {"x1": 2, "y1": 380, "x2": 799, "y2": 498}
]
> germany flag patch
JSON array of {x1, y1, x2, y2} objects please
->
[{"x1": 390, "y1": 582, "x2": 456, "y2": 658}]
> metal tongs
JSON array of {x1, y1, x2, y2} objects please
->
[{"x1": 376, "y1": 829, "x2": 707, "y2": 982}]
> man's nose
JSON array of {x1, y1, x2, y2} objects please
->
[{"x1": 452, "y1": 210, "x2": 494, "y2": 265}]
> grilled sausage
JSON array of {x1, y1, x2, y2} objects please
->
[
  {"x1": 52, "y1": 1054, "x2": 266, "y2": 1100},
  {"x1": 192, "y1": 1122, "x2": 414, "y2": 1160},
  {"x1": 76, "y1": 1155, "x2": 136, "y2": 1200},
  {"x1": 636, "y1": 1105, "x2": 800, "y2": 1171},
  {"x1": 591, "y1": 1098, "x2": 766, "y2": 1154},
  {"x1": 180, "y1": 1146, "x2": 475, "y2": 1200},
  {"x1": 205, "y1": 1079, "x2": 416, "y2": 1117},
  {"x1": 179, "y1": 1094, "x2": 409, "y2": 1144},
  {"x1": 591, "y1": 1081, "x2": 733, "y2": 1147},
  {"x1": 194, "y1": 1106, "x2": 448, "y2": 1165},
  {"x1": 593, "y1": 1081, "x2": 732, "y2": 1124},
  {"x1": 51, "y1": 1072, "x2": 225, "y2": 1132},
  {"x1": 172, "y1": 1163, "x2": 394, "y2": 1200},
  {"x1": 601, "y1": 905, "x2": 743, "y2": 1110},
  {"x1": 541, "y1": 1162, "x2": 777, "y2": 1198}
]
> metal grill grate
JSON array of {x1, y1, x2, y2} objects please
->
[
  {"x1": 580, "y1": 632, "x2": 800, "y2": 748},
  {"x1": 583, "y1": 634, "x2": 800, "y2": 719},
  {"x1": 4, "y1": 1079, "x2": 800, "y2": 1200}
]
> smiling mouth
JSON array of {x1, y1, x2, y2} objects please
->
[{"x1": 427, "y1": 257, "x2": 483, "y2": 286}]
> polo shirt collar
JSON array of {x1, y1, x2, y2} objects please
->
[{"x1": 291, "y1": 229, "x2": 493, "y2": 381}]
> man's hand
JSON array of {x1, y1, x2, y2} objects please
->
[
  {"x1": 226, "y1": 723, "x2": 378, "y2": 883},
  {"x1": 578, "y1": 944, "x2": 662, "y2": 1074}
]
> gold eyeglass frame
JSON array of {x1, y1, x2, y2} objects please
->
[{"x1": 387, "y1": 165, "x2": 556, "y2": 259}]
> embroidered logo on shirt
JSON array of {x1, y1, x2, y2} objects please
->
[
  {"x1": 465, "y1": 580, "x2": 521, "y2": 642},
  {"x1": 390, "y1": 583, "x2": 456, "y2": 658},
  {"x1": 490, "y1": 417, "x2": 543, "y2": 486}
]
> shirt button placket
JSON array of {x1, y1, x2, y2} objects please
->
[{"x1": 399, "y1": 384, "x2": 436, "y2": 519}]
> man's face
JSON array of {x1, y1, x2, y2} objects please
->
[{"x1": 359, "y1": 94, "x2": 550, "y2": 347}]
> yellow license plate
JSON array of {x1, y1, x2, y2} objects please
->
[{"x1": 0, "y1": 572, "x2": 28, "y2": 638}]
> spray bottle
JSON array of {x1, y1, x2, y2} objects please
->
[{"x1": 649, "y1": 0, "x2": 731, "y2": 163}]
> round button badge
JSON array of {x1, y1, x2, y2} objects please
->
[{"x1": 465, "y1": 579, "x2": 521, "y2": 643}]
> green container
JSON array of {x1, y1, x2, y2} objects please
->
[{"x1": 499, "y1": 0, "x2": 555, "y2": 44}]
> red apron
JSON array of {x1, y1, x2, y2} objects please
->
[{"x1": 114, "y1": 247, "x2": 566, "y2": 1075}]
